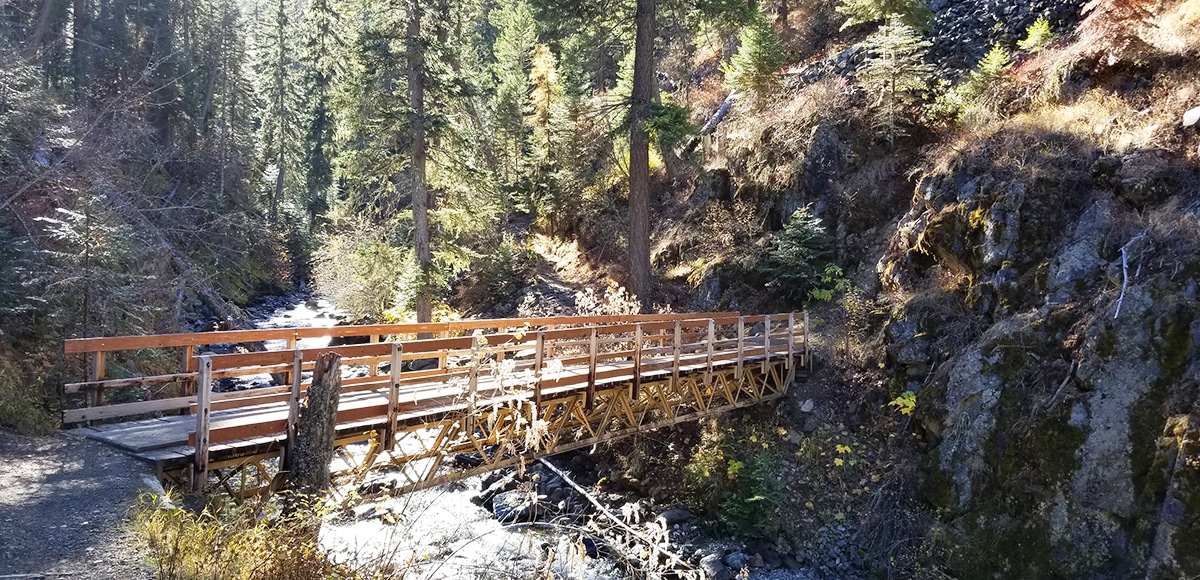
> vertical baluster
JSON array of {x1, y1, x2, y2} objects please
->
[
  {"x1": 586, "y1": 327, "x2": 598, "y2": 411},
  {"x1": 193, "y1": 355, "x2": 212, "y2": 491},
  {"x1": 762, "y1": 315, "x2": 772, "y2": 374},
  {"x1": 387, "y1": 343, "x2": 402, "y2": 451},
  {"x1": 285, "y1": 349, "x2": 303, "y2": 469},
  {"x1": 534, "y1": 332, "x2": 545, "y2": 412},
  {"x1": 736, "y1": 316, "x2": 745, "y2": 382},
  {"x1": 787, "y1": 312, "x2": 795, "y2": 370},
  {"x1": 632, "y1": 323, "x2": 643, "y2": 400}
]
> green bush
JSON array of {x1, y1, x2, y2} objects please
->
[
  {"x1": 0, "y1": 359, "x2": 58, "y2": 435},
  {"x1": 759, "y1": 207, "x2": 839, "y2": 306},
  {"x1": 311, "y1": 218, "x2": 409, "y2": 321},
  {"x1": 1017, "y1": 17, "x2": 1058, "y2": 52},
  {"x1": 684, "y1": 419, "x2": 784, "y2": 537}
]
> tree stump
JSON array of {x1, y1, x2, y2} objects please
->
[{"x1": 289, "y1": 352, "x2": 342, "y2": 501}]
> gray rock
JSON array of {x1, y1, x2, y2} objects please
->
[
  {"x1": 800, "y1": 399, "x2": 815, "y2": 413},
  {"x1": 723, "y1": 551, "x2": 749, "y2": 570},
  {"x1": 492, "y1": 490, "x2": 539, "y2": 523},
  {"x1": 700, "y1": 554, "x2": 733, "y2": 580},
  {"x1": 657, "y1": 508, "x2": 692, "y2": 526}
]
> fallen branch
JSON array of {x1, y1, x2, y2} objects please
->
[
  {"x1": 537, "y1": 458, "x2": 697, "y2": 575},
  {"x1": 1113, "y1": 231, "x2": 1148, "y2": 319}
]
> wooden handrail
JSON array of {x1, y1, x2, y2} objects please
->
[
  {"x1": 62, "y1": 312, "x2": 812, "y2": 429},
  {"x1": 64, "y1": 311, "x2": 738, "y2": 354}
]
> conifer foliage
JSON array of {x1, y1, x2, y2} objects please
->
[{"x1": 855, "y1": 17, "x2": 934, "y2": 145}]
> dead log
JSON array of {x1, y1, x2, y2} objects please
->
[{"x1": 288, "y1": 352, "x2": 342, "y2": 500}]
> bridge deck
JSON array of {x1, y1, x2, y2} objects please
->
[{"x1": 61, "y1": 312, "x2": 808, "y2": 494}]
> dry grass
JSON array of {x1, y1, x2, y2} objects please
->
[{"x1": 135, "y1": 494, "x2": 344, "y2": 580}]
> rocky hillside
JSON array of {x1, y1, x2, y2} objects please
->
[
  {"x1": 874, "y1": 2, "x2": 1199, "y2": 576},
  {"x1": 623, "y1": 0, "x2": 1200, "y2": 577}
]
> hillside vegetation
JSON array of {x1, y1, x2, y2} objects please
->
[{"x1": 1, "y1": 0, "x2": 1199, "y2": 576}]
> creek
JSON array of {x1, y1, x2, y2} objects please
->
[{"x1": 241, "y1": 293, "x2": 816, "y2": 580}]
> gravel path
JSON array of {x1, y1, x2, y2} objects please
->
[{"x1": 0, "y1": 429, "x2": 154, "y2": 579}]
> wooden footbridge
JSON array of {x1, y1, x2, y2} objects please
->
[{"x1": 62, "y1": 311, "x2": 808, "y2": 497}]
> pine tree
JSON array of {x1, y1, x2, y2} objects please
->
[
  {"x1": 253, "y1": 0, "x2": 303, "y2": 225},
  {"x1": 299, "y1": 0, "x2": 344, "y2": 232},
  {"x1": 836, "y1": 0, "x2": 932, "y2": 31},
  {"x1": 490, "y1": 0, "x2": 537, "y2": 186},
  {"x1": 722, "y1": 13, "x2": 788, "y2": 98},
  {"x1": 855, "y1": 17, "x2": 933, "y2": 146}
]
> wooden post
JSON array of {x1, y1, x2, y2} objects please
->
[
  {"x1": 671, "y1": 321, "x2": 681, "y2": 391},
  {"x1": 534, "y1": 332, "x2": 545, "y2": 411},
  {"x1": 762, "y1": 314, "x2": 772, "y2": 374},
  {"x1": 284, "y1": 349, "x2": 303, "y2": 468},
  {"x1": 289, "y1": 352, "x2": 342, "y2": 502},
  {"x1": 284, "y1": 335, "x2": 297, "y2": 385},
  {"x1": 369, "y1": 335, "x2": 380, "y2": 376},
  {"x1": 88, "y1": 351, "x2": 105, "y2": 407},
  {"x1": 182, "y1": 345, "x2": 195, "y2": 397},
  {"x1": 803, "y1": 311, "x2": 810, "y2": 370},
  {"x1": 546, "y1": 324, "x2": 557, "y2": 358},
  {"x1": 705, "y1": 319, "x2": 715, "y2": 387},
  {"x1": 736, "y1": 316, "x2": 745, "y2": 382},
  {"x1": 632, "y1": 323, "x2": 643, "y2": 400},
  {"x1": 787, "y1": 312, "x2": 795, "y2": 370},
  {"x1": 193, "y1": 355, "x2": 212, "y2": 491},
  {"x1": 585, "y1": 327, "x2": 598, "y2": 411},
  {"x1": 387, "y1": 343, "x2": 402, "y2": 451}
]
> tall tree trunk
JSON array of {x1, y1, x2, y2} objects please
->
[
  {"x1": 628, "y1": 0, "x2": 655, "y2": 313},
  {"x1": 270, "y1": 0, "x2": 287, "y2": 225},
  {"x1": 408, "y1": 0, "x2": 432, "y2": 325},
  {"x1": 287, "y1": 352, "x2": 342, "y2": 509},
  {"x1": 72, "y1": 0, "x2": 92, "y2": 95},
  {"x1": 27, "y1": 0, "x2": 56, "y2": 60}
]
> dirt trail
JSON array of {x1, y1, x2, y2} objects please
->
[{"x1": 0, "y1": 430, "x2": 153, "y2": 579}]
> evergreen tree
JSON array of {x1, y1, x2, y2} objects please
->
[
  {"x1": 489, "y1": 0, "x2": 537, "y2": 186},
  {"x1": 299, "y1": 0, "x2": 344, "y2": 233},
  {"x1": 722, "y1": 13, "x2": 788, "y2": 98},
  {"x1": 253, "y1": 0, "x2": 303, "y2": 225},
  {"x1": 836, "y1": 0, "x2": 932, "y2": 31},
  {"x1": 855, "y1": 17, "x2": 933, "y2": 145}
]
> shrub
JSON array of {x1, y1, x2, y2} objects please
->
[
  {"x1": 836, "y1": 0, "x2": 933, "y2": 31},
  {"x1": 135, "y1": 494, "x2": 343, "y2": 580},
  {"x1": 684, "y1": 419, "x2": 784, "y2": 537},
  {"x1": 1017, "y1": 17, "x2": 1058, "y2": 52},
  {"x1": 759, "y1": 207, "x2": 838, "y2": 306},
  {"x1": 930, "y1": 44, "x2": 1012, "y2": 124},
  {"x1": 0, "y1": 359, "x2": 58, "y2": 435},
  {"x1": 311, "y1": 218, "x2": 409, "y2": 321}
]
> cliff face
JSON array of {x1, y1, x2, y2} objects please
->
[{"x1": 873, "y1": 18, "x2": 1200, "y2": 574}]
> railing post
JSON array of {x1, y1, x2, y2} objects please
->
[
  {"x1": 193, "y1": 355, "x2": 212, "y2": 491},
  {"x1": 88, "y1": 351, "x2": 105, "y2": 408},
  {"x1": 386, "y1": 343, "x2": 402, "y2": 451},
  {"x1": 534, "y1": 332, "x2": 545, "y2": 411},
  {"x1": 285, "y1": 349, "x2": 303, "y2": 469},
  {"x1": 182, "y1": 345, "x2": 195, "y2": 398},
  {"x1": 284, "y1": 334, "x2": 297, "y2": 385},
  {"x1": 804, "y1": 311, "x2": 810, "y2": 370},
  {"x1": 671, "y1": 321, "x2": 681, "y2": 391},
  {"x1": 736, "y1": 316, "x2": 745, "y2": 382},
  {"x1": 787, "y1": 312, "x2": 795, "y2": 370},
  {"x1": 632, "y1": 323, "x2": 643, "y2": 400},
  {"x1": 585, "y1": 327, "x2": 598, "y2": 411},
  {"x1": 369, "y1": 334, "x2": 380, "y2": 376},
  {"x1": 762, "y1": 314, "x2": 772, "y2": 374},
  {"x1": 705, "y1": 319, "x2": 715, "y2": 387}
]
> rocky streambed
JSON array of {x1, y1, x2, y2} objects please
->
[{"x1": 232, "y1": 294, "x2": 835, "y2": 579}]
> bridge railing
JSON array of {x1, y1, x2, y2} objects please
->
[
  {"x1": 183, "y1": 312, "x2": 808, "y2": 488},
  {"x1": 60, "y1": 311, "x2": 736, "y2": 423}
]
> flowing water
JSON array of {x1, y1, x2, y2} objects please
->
[{"x1": 242, "y1": 294, "x2": 626, "y2": 579}]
